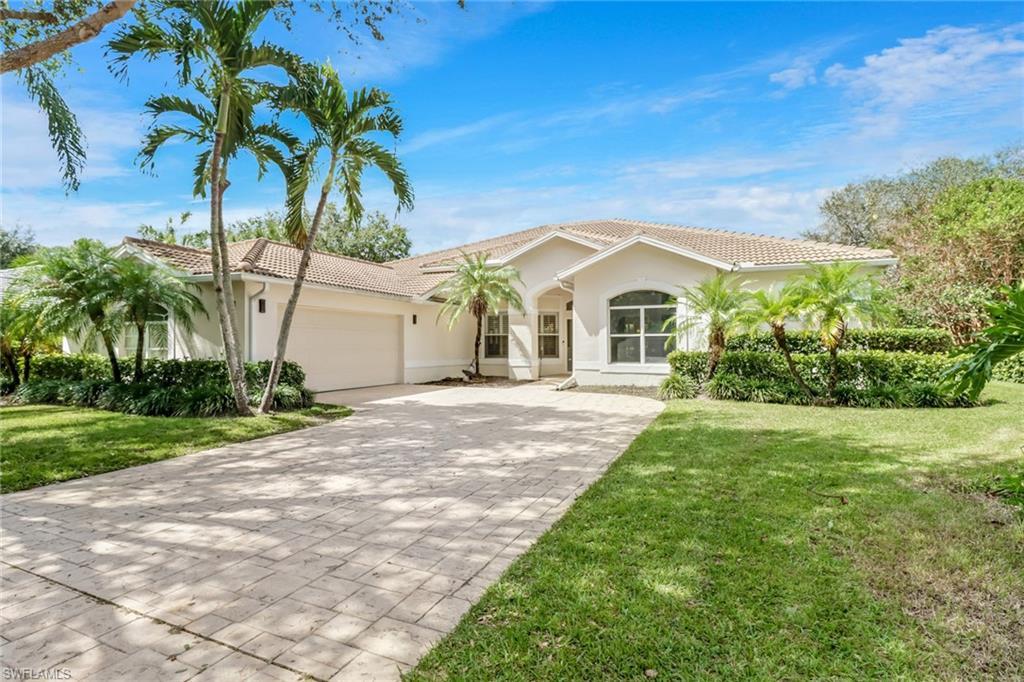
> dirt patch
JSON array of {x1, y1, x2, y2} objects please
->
[{"x1": 424, "y1": 375, "x2": 530, "y2": 388}]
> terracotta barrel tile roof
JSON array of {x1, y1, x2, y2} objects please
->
[{"x1": 124, "y1": 218, "x2": 893, "y2": 299}]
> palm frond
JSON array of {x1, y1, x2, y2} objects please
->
[{"x1": 20, "y1": 67, "x2": 85, "y2": 192}]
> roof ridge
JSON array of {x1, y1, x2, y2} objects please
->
[
  {"x1": 255, "y1": 238, "x2": 398, "y2": 270},
  {"x1": 123, "y1": 236, "x2": 210, "y2": 255},
  {"x1": 237, "y1": 238, "x2": 268, "y2": 272},
  {"x1": 386, "y1": 223, "x2": 558, "y2": 265},
  {"x1": 609, "y1": 218, "x2": 886, "y2": 252}
]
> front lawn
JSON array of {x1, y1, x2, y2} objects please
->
[
  {"x1": 0, "y1": 403, "x2": 351, "y2": 493},
  {"x1": 410, "y1": 383, "x2": 1024, "y2": 680}
]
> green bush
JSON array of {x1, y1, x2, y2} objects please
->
[
  {"x1": 133, "y1": 358, "x2": 306, "y2": 389},
  {"x1": 727, "y1": 328, "x2": 955, "y2": 354},
  {"x1": 657, "y1": 374, "x2": 698, "y2": 400},
  {"x1": 669, "y1": 349, "x2": 969, "y2": 408},
  {"x1": 15, "y1": 354, "x2": 112, "y2": 381},
  {"x1": 992, "y1": 354, "x2": 1024, "y2": 384},
  {"x1": 176, "y1": 383, "x2": 236, "y2": 417},
  {"x1": 13, "y1": 380, "x2": 64, "y2": 404}
]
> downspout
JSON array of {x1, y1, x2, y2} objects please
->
[
  {"x1": 246, "y1": 279, "x2": 267, "y2": 361},
  {"x1": 555, "y1": 278, "x2": 577, "y2": 390}
]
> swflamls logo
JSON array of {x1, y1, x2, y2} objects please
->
[{"x1": 1, "y1": 669, "x2": 72, "y2": 680}]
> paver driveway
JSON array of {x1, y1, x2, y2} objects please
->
[{"x1": 1, "y1": 384, "x2": 662, "y2": 681}]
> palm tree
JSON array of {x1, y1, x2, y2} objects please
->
[
  {"x1": 435, "y1": 252, "x2": 525, "y2": 378},
  {"x1": 667, "y1": 272, "x2": 750, "y2": 380},
  {"x1": 108, "y1": 0, "x2": 303, "y2": 415},
  {"x1": 943, "y1": 282, "x2": 1024, "y2": 400},
  {"x1": 0, "y1": 293, "x2": 58, "y2": 387},
  {"x1": 793, "y1": 262, "x2": 886, "y2": 401},
  {"x1": 740, "y1": 283, "x2": 816, "y2": 400},
  {"x1": 257, "y1": 63, "x2": 413, "y2": 413},
  {"x1": 114, "y1": 258, "x2": 206, "y2": 383},
  {"x1": 16, "y1": 240, "x2": 126, "y2": 381}
]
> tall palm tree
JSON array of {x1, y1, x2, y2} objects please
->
[
  {"x1": 16, "y1": 240, "x2": 126, "y2": 381},
  {"x1": 793, "y1": 262, "x2": 886, "y2": 401},
  {"x1": 257, "y1": 63, "x2": 413, "y2": 413},
  {"x1": 943, "y1": 282, "x2": 1024, "y2": 400},
  {"x1": 114, "y1": 258, "x2": 206, "y2": 383},
  {"x1": 667, "y1": 272, "x2": 750, "y2": 380},
  {"x1": 108, "y1": 0, "x2": 303, "y2": 415},
  {"x1": 740, "y1": 283, "x2": 816, "y2": 400},
  {"x1": 435, "y1": 252, "x2": 525, "y2": 378}
]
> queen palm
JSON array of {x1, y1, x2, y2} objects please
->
[
  {"x1": 114, "y1": 258, "x2": 206, "y2": 383},
  {"x1": 794, "y1": 262, "x2": 887, "y2": 401},
  {"x1": 109, "y1": 0, "x2": 303, "y2": 414},
  {"x1": 740, "y1": 283, "x2": 816, "y2": 400},
  {"x1": 0, "y1": 292, "x2": 58, "y2": 387},
  {"x1": 667, "y1": 272, "x2": 750, "y2": 380},
  {"x1": 257, "y1": 63, "x2": 413, "y2": 413},
  {"x1": 17, "y1": 240, "x2": 126, "y2": 381},
  {"x1": 436, "y1": 252, "x2": 525, "y2": 378}
]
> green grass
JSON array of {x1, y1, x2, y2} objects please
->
[
  {"x1": 0, "y1": 403, "x2": 351, "y2": 494},
  {"x1": 410, "y1": 383, "x2": 1024, "y2": 681}
]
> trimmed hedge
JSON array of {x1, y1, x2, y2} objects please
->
[
  {"x1": 727, "y1": 328, "x2": 955, "y2": 355},
  {"x1": 668, "y1": 349, "x2": 970, "y2": 407},
  {"x1": 12, "y1": 378, "x2": 314, "y2": 417},
  {"x1": 993, "y1": 354, "x2": 1024, "y2": 384},
  {"x1": 2, "y1": 353, "x2": 306, "y2": 390}
]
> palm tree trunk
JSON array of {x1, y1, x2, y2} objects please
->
[
  {"x1": 259, "y1": 155, "x2": 337, "y2": 414},
  {"x1": 208, "y1": 95, "x2": 252, "y2": 417},
  {"x1": 826, "y1": 320, "x2": 847, "y2": 402},
  {"x1": 100, "y1": 331, "x2": 121, "y2": 383},
  {"x1": 706, "y1": 325, "x2": 725, "y2": 380},
  {"x1": 21, "y1": 352, "x2": 31, "y2": 383},
  {"x1": 133, "y1": 321, "x2": 146, "y2": 383},
  {"x1": 473, "y1": 313, "x2": 483, "y2": 378},
  {"x1": 2, "y1": 346, "x2": 19, "y2": 388},
  {"x1": 772, "y1": 324, "x2": 815, "y2": 400}
]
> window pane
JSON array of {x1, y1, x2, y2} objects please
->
[
  {"x1": 645, "y1": 335, "x2": 674, "y2": 363},
  {"x1": 610, "y1": 336, "x2": 641, "y2": 363},
  {"x1": 539, "y1": 335, "x2": 559, "y2": 357},
  {"x1": 486, "y1": 314, "x2": 501, "y2": 335},
  {"x1": 610, "y1": 308, "x2": 641, "y2": 334},
  {"x1": 610, "y1": 290, "x2": 672, "y2": 306},
  {"x1": 539, "y1": 314, "x2": 558, "y2": 334},
  {"x1": 485, "y1": 335, "x2": 507, "y2": 358},
  {"x1": 644, "y1": 306, "x2": 675, "y2": 333}
]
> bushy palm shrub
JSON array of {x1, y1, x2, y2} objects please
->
[
  {"x1": 657, "y1": 374, "x2": 698, "y2": 400},
  {"x1": 13, "y1": 380, "x2": 64, "y2": 404}
]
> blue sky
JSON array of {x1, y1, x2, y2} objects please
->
[{"x1": 2, "y1": 1, "x2": 1022, "y2": 253}]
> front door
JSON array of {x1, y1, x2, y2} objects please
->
[{"x1": 566, "y1": 313, "x2": 573, "y2": 373}]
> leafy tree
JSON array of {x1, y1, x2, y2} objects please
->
[
  {"x1": 15, "y1": 239, "x2": 127, "y2": 381},
  {"x1": 258, "y1": 62, "x2": 413, "y2": 412},
  {"x1": 109, "y1": 0, "x2": 305, "y2": 415},
  {"x1": 0, "y1": 225, "x2": 39, "y2": 268},
  {"x1": 793, "y1": 262, "x2": 887, "y2": 402},
  {"x1": 668, "y1": 272, "x2": 750, "y2": 381},
  {"x1": 113, "y1": 257, "x2": 205, "y2": 382},
  {"x1": 739, "y1": 283, "x2": 816, "y2": 400},
  {"x1": 436, "y1": 252, "x2": 525, "y2": 378},
  {"x1": 136, "y1": 211, "x2": 209, "y2": 248},
  {"x1": 943, "y1": 282, "x2": 1024, "y2": 400},
  {"x1": 316, "y1": 208, "x2": 411, "y2": 262}
]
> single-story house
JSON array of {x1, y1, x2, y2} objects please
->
[{"x1": 114, "y1": 218, "x2": 895, "y2": 390}]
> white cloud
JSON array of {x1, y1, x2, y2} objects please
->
[
  {"x1": 0, "y1": 94, "x2": 145, "y2": 190},
  {"x1": 824, "y1": 24, "x2": 1024, "y2": 135},
  {"x1": 769, "y1": 58, "x2": 818, "y2": 90}
]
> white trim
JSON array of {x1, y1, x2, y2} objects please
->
[
  {"x1": 735, "y1": 257, "x2": 898, "y2": 272},
  {"x1": 487, "y1": 231, "x2": 603, "y2": 265},
  {"x1": 556, "y1": 234, "x2": 736, "y2": 279}
]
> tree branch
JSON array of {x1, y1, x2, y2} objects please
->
[
  {"x1": 1, "y1": 0, "x2": 136, "y2": 74},
  {"x1": 0, "y1": 9, "x2": 58, "y2": 23}
]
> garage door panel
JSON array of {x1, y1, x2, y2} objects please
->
[{"x1": 285, "y1": 306, "x2": 402, "y2": 391}]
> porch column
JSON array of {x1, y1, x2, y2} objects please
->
[{"x1": 508, "y1": 305, "x2": 538, "y2": 381}]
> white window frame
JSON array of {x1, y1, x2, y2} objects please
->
[
  {"x1": 608, "y1": 292, "x2": 675, "y2": 364},
  {"x1": 538, "y1": 311, "x2": 559, "y2": 358},
  {"x1": 122, "y1": 307, "x2": 171, "y2": 360},
  {"x1": 484, "y1": 311, "x2": 509, "y2": 358}
]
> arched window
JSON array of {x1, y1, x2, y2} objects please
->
[{"x1": 608, "y1": 290, "x2": 675, "y2": 364}]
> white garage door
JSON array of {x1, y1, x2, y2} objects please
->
[{"x1": 285, "y1": 305, "x2": 403, "y2": 392}]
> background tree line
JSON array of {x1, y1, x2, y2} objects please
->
[{"x1": 804, "y1": 145, "x2": 1023, "y2": 344}]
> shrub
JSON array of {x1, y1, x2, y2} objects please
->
[
  {"x1": 668, "y1": 352, "x2": 710, "y2": 383},
  {"x1": 58, "y1": 379, "x2": 113, "y2": 408},
  {"x1": 266, "y1": 384, "x2": 315, "y2": 410},
  {"x1": 13, "y1": 380, "x2": 64, "y2": 404},
  {"x1": 176, "y1": 383, "x2": 236, "y2": 417},
  {"x1": 727, "y1": 328, "x2": 955, "y2": 355},
  {"x1": 658, "y1": 374, "x2": 698, "y2": 400},
  {"x1": 16, "y1": 354, "x2": 112, "y2": 381},
  {"x1": 706, "y1": 373, "x2": 747, "y2": 401},
  {"x1": 95, "y1": 383, "x2": 152, "y2": 413},
  {"x1": 993, "y1": 354, "x2": 1024, "y2": 384},
  {"x1": 136, "y1": 358, "x2": 306, "y2": 390}
]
